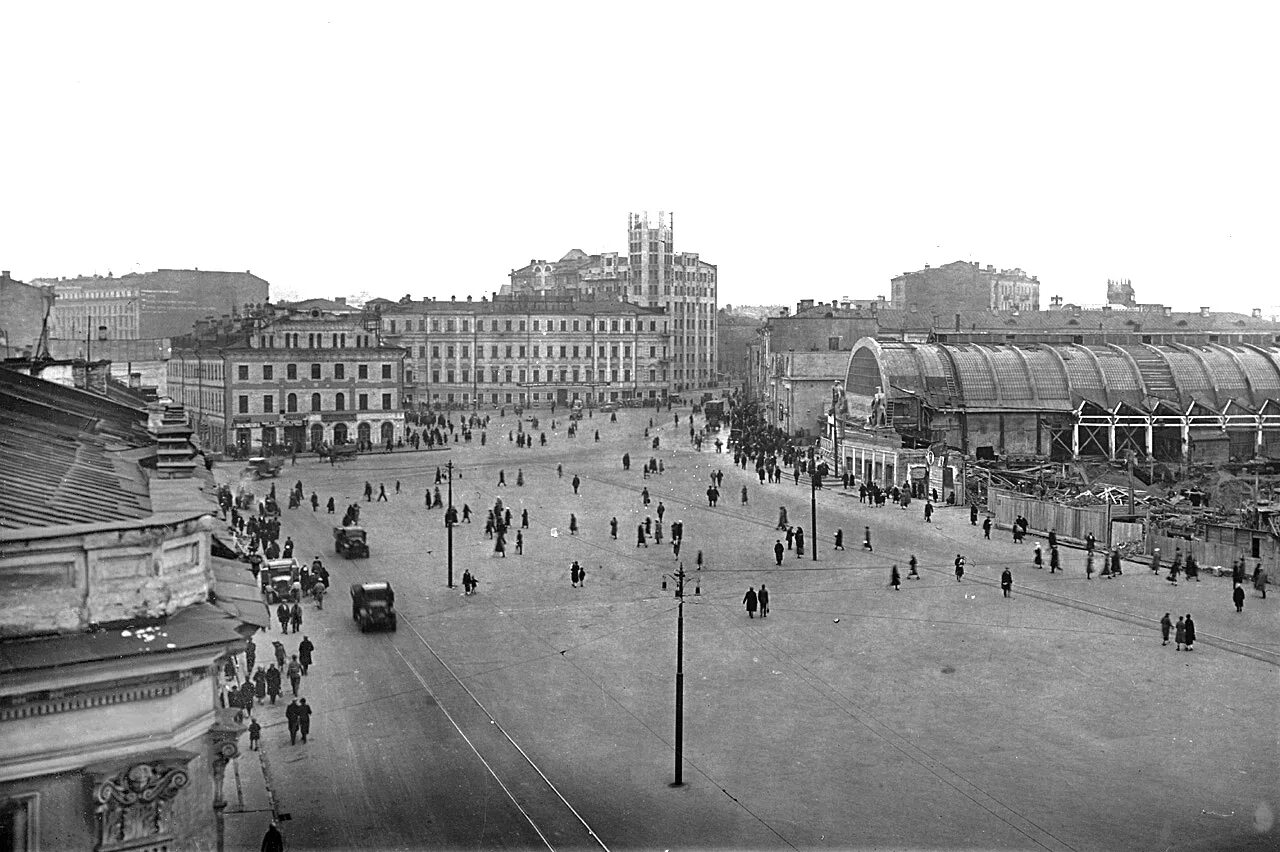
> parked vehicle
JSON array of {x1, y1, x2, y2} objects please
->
[
  {"x1": 316, "y1": 443, "x2": 358, "y2": 463},
  {"x1": 599, "y1": 402, "x2": 619, "y2": 412},
  {"x1": 350, "y1": 582, "x2": 396, "y2": 632},
  {"x1": 334, "y1": 526, "x2": 370, "y2": 558},
  {"x1": 704, "y1": 400, "x2": 726, "y2": 429},
  {"x1": 245, "y1": 457, "x2": 284, "y2": 480}
]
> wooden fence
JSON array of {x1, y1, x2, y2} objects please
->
[{"x1": 990, "y1": 488, "x2": 1112, "y2": 545}]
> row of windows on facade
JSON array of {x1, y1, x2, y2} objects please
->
[
  {"x1": 421, "y1": 367, "x2": 656, "y2": 385},
  {"x1": 387, "y1": 316, "x2": 664, "y2": 334},
  {"x1": 238, "y1": 392, "x2": 395, "y2": 414},
  {"x1": 420, "y1": 343, "x2": 653, "y2": 361},
  {"x1": 255, "y1": 333, "x2": 376, "y2": 349},
  {"x1": 631, "y1": 275, "x2": 716, "y2": 292},
  {"x1": 429, "y1": 389, "x2": 666, "y2": 405},
  {"x1": 235, "y1": 363, "x2": 395, "y2": 381}
]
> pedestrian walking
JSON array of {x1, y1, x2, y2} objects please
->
[
  {"x1": 261, "y1": 821, "x2": 285, "y2": 852},
  {"x1": 924, "y1": 502, "x2": 933, "y2": 523},
  {"x1": 245, "y1": 636, "x2": 256, "y2": 673},
  {"x1": 253, "y1": 667, "x2": 267, "y2": 703},
  {"x1": 743, "y1": 586, "x2": 758, "y2": 618},
  {"x1": 521, "y1": 509, "x2": 529, "y2": 528},
  {"x1": 497, "y1": 470, "x2": 506, "y2": 486},
  {"x1": 311, "y1": 492, "x2": 319, "y2": 511},
  {"x1": 1086, "y1": 552, "x2": 1094, "y2": 580},
  {"x1": 758, "y1": 584, "x2": 769, "y2": 617},
  {"x1": 982, "y1": 517, "x2": 992, "y2": 539},
  {"x1": 863, "y1": 526, "x2": 873, "y2": 551},
  {"x1": 890, "y1": 564, "x2": 901, "y2": 590},
  {"x1": 249, "y1": 717, "x2": 262, "y2": 750},
  {"x1": 1001, "y1": 568, "x2": 1013, "y2": 597},
  {"x1": 1048, "y1": 529, "x2": 1057, "y2": 550},
  {"x1": 908, "y1": 554, "x2": 919, "y2": 579},
  {"x1": 1184, "y1": 613, "x2": 1196, "y2": 651},
  {"x1": 1050, "y1": 546, "x2": 1060, "y2": 573},
  {"x1": 276, "y1": 603, "x2": 289, "y2": 633},
  {"x1": 297, "y1": 698, "x2": 312, "y2": 743},
  {"x1": 970, "y1": 505, "x2": 978, "y2": 525},
  {"x1": 299, "y1": 636, "x2": 314, "y2": 675},
  {"x1": 1234, "y1": 583, "x2": 1245, "y2": 612},
  {"x1": 289, "y1": 602, "x2": 302, "y2": 634},
  {"x1": 515, "y1": 530, "x2": 523, "y2": 555},
  {"x1": 1175, "y1": 615, "x2": 1186, "y2": 650},
  {"x1": 1151, "y1": 548, "x2": 1161, "y2": 574},
  {"x1": 636, "y1": 524, "x2": 647, "y2": 547},
  {"x1": 1160, "y1": 612, "x2": 1172, "y2": 645},
  {"x1": 785, "y1": 526, "x2": 794, "y2": 549},
  {"x1": 742, "y1": 486, "x2": 748, "y2": 505},
  {"x1": 569, "y1": 514, "x2": 578, "y2": 535},
  {"x1": 377, "y1": 484, "x2": 388, "y2": 502},
  {"x1": 287, "y1": 655, "x2": 302, "y2": 696},
  {"x1": 516, "y1": 469, "x2": 525, "y2": 487},
  {"x1": 266, "y1": 664, "x2": 282, "y2": 704},
  {"x1": 286, "y1": 699, "x2": 301, "y2": 745},
  {"x1": 834, "y1": 529, "x2": 844, "y2": 550},
  {"x1": 610, "y1": 517, "x2": 618, "y2": 539},
  {"x1": 774, "y1": 540, "x2": 784, "y2": 565},
  {"x1": 570, "y1": 561, "x2": 582, "y2": 588},
  {"x1": 1034, "y1": 543, "x2": 1043, "y2": 569},
  {"x1": 1254, "y1": 564, "x2": 1268, "y2": 599},
  {"x1": 777, "y1": 506, "x2": 789, "y2": 530},
  {"x1": 572, "y1": 475, "x2": 581, "y2": 494},
  {"x1": 794, "y1": 526, "x2": 805, "y2": 558},
  {"x1": 327, "y1": 496, "x2": 335, "y2": 514},
  {"x1": 954, "y1": 554, "x2": 965, "y2": 582}
]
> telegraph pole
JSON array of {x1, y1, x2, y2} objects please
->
[
  {"x1": 661, "y1": 563, "x2": 694, "y2": 787},
  {"x1": 810, "y1": 469, "x2": 819, "y2": 562},
  {"x1": 445, "y1": 461, "x2": 456, "y2": 588}
]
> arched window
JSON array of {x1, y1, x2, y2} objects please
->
[
  {"x1": 287, "y1": 393, "x2": 297, "y2": 413},
  {"x1": 311, "y1": 393, "x2": 322, "y2": 412},
  {"x1": 335, "y1": 392, "x2": 345, "y2": 411}
]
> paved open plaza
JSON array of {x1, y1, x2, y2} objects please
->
[{"x1": 226, "y1": 406, "x2": 1279, "y2": 852}]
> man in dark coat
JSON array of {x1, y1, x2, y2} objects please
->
[
  {"x1": 970, "y1": 504, "x2": 978, "y2": 525},
  {"x1": 757, "y1": 584, "x2": 769, "y2": 617},
  {"x1": 982, "y1": 517, "x2": 992, "y2": 540},
  {"x1": 286, "y1": 699, "x2": 301, "y2": 745},
  {"x1": 261, "y1": 822, "x2": 285, "y2": 852},
  {"x1": 1233, "y1": 584, "x2": 1246, "y2": 612},
  {"x1": 743, "y1": 586, "x2": 758, "y2": 618},
  {"x1": 1183, "y1": 614, "x2": 1196, "y2": 650},
  {"x1": 572, "y1": 475, "x2": 581, "y2": 494},
  {"x1": 774, "y1": 540, "x2": 785, "y2": 565},
  {"x1": 298, "y1": 636, "x2": 314, "y2": 675},
  {"x1": 1048, "y1": 529, "x2": 1057, "y2": 550},
  {"x1": 297, "y1": 698, "x2": 313, "y2": 743},
  {"x1": 1001, "y1": 568, "x2": 1013, "y2": 597},
  {"x1": 276, "y1": 603, "x2": 289, "y2": 634},
  {"x1": 863, "y1": 526, "x2": 873, "y2": 551}
]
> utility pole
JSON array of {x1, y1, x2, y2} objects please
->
[
  {"x1": 661, "y1": 563, "x2": 691, "y2": 787},
  {"x1": 810, "y1": 468, "x2": 819, "y2": 562},
  {"x1": 445, "y1": 460, "x2": 456, "y2": 588}
]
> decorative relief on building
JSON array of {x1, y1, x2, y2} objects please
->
[{"x1": 91, "y1": 753, "x2": 193, "y2": 851}]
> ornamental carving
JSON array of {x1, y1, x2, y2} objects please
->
[{"x1": 92, "y1": 757, "x2": 191, "y2": 851}]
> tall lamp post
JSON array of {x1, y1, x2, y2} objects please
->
[
  {"x1": 444, "y1": 460, "x2": 457, "y2": 588},
  {"x1": 810, "y1": 466, "x2": 820, "y2": 562},
  {"x1": 661, "y1": 563, "x2": 696, "y2": 787}
]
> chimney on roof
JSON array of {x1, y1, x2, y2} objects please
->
[
  {"x1": 1164, "y1": 306, "x2": 1172, "y2": 316},
  {"x1": 335, "y1": 296, "x2": 346, "y2": 305},
  {"x1": 467, "y1": 295, "x2": 472, "y2": 302},
  {"x1": 451, "y1": 295, "x2": 456, "y2": 301},
  {"x1": 1200, "y1": 306, "x2": 1211, "y2": 318},
  {"x1": 1, "y1": 270, "x2": 10, "y2": 282},
  {"x1": 1252, "y1": 308, "x2": 1262, "y2": 319}
]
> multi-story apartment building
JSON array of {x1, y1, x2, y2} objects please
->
[
  {"x1": 507, "y1": 211, "x2": 718, "y2": 391},
  {"x1": 171, "y1": 299, "x2": 406, "y2": 454},
  {"x1": 890, "y1": 260, "x2": 1040, "y2": 315},
  {"x1": 379, "y1": 293, "x2": 669, "y2": 410},
  {"x1": 38, "y1": 268, "x2": 270, "y2": 341}
]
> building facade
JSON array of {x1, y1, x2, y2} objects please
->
[
  {"x1": 380, "y1": 294, "x2": 670, "y2": 410},
  {"x1": 39, "y1": 269, "x2": 270, "y2": 342},
  {"x1": 171, "y1": 301, "x2": 407, "y2": 454},
  {"x1": 0, "y1": 271, "x2": 55, "y2": 358},
  {"x1": 507, "y1": 211, "x2": 718, "y2": 391},
  {"x1": 0, "y1": 369, "x2": 253, "y2": 852},
  {"x1": 890, "y1": 261, "x2": 1040, "y2": 315}
]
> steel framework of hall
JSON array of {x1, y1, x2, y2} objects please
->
[{"x1": 841, "y1": 338, "x2": 1280, "y2": 463}]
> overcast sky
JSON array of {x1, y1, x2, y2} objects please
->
[{"x1": 4, "y1": 2, "x2": 1278, "y2": 313}]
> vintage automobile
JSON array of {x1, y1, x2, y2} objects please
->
[
  {"x1": 245, "y1": 457, "x2": 284, "y2": 480},
  {"x1": 703, "y1": 400, "x2": 726, "y2": 430},
  {"x1": 350, "y1": 582, "x2": 396, "y2": 632},
  {"x1": 334, "y1": 526, "x2": 370, "y2": 558},
  {"x1": 317, "y1": 443, "x2": 358, "y2": 463},
  {"x1": 260, "y1": 558, "x2": 300, "y2": 604},
  {"x1": 599, "y1": 401, "x2": 619, "y2": 413}
]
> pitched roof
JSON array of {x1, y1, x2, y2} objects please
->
[{"x1": 0, "y1": 367, "x2": 154, "y2": 529}]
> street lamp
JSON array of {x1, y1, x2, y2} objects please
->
[
  {"x1": 444, "y1": 461, "x2": 457, "y2": 588},
  {"x1": 660, "y1": 563, "x2": 698, "y2": 787}
]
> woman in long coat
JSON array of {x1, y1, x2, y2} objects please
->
[
  {"x1": 253, "y1": 667, "x2": 268, "y2": 703},
  {"x1": 743, "y1": 586, "x2": 758, "y2": 618},
  {"x1": 1174, "y1": 616, "x2": 1186, "y2": 651}
]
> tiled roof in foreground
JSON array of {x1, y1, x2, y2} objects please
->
[{"x1": 0, "y1": 367, "x2": 153, "y2": 529}]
